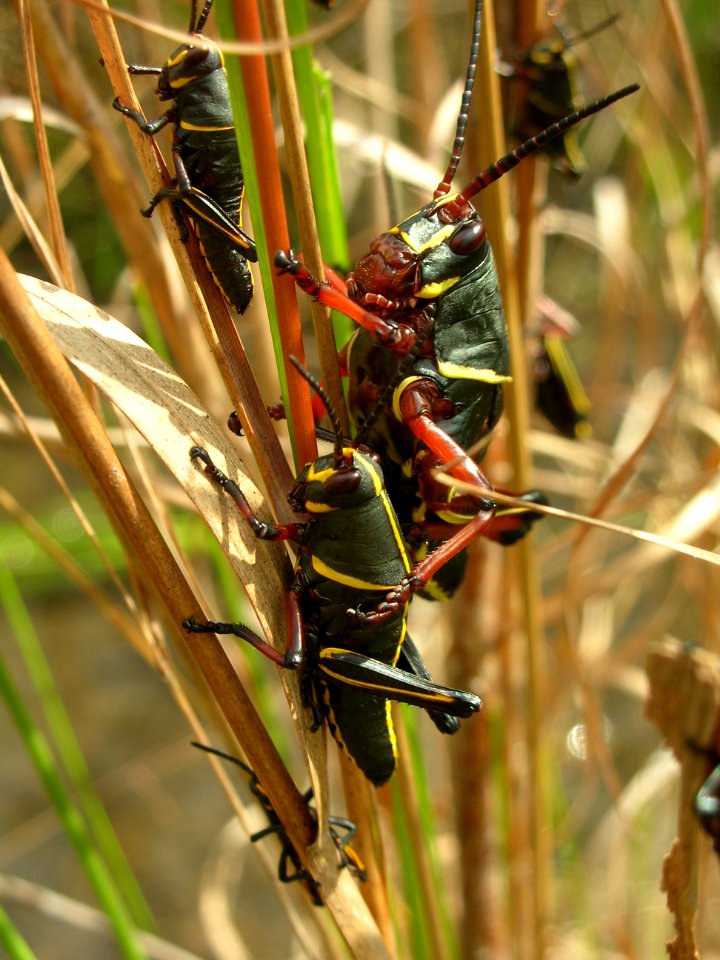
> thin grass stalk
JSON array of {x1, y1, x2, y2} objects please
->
[
  {"x1": 510, "y1": 0, "x2": 547, "y2": 351},
  {"x1": 394, "y1": 712, "x2": 455, "y2": 960},
  {"x1": 285, "y1": 0, "x2": 351, "y2": 271},
  {"x1": 15, "y1": 0, "x2": 73, "y2": 288},
  {"x1": 337, "y1": 750, "x2": 393, "y2": 949},
  {"x1": 220, "y1": 0, "x2": 318, "y2": 469},
  {"x1": 0, "y1": 564, "x2": 149, "y2": 960},
  {"x1": 310, "y1": 0, "x2": 399, "y2": 926},
  {"x1": 226, "y1": 0, "x2": 339, "y2": 893},
  {"x1": 448, "y1": 546, "x2": 495, "y2": 957},
  {"x1": 386, "y1": 771, "x2": 427, "y2": 960},
  {"x1": 500, "y1": 5, "x2": 554, "y2": 960},
  {"x1": 407, "y1": 0, "x2": 443, "y2": 161},
  {"x1": 256, "y1": 0, "x2": 347, "y2": 436},
  {"x1": 286, "y1": 8, "x2": 355, "y2": 355},
  {"x1": 259, "y1": 0, "x2": 395, "y2": 933},
  {"x1": 462, "y1": 1, "x2": 549, "y2": 957},
  {"x1": 0, "y1": 153, "x2": 64, "y2": 287}
]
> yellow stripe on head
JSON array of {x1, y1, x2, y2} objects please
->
[{"x1": 398, "y1": 221, "x2": 456, "y2": 254}]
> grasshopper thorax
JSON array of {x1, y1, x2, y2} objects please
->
[{"x1": 289, "y1": 448, "x2": 384, "y2": 515}]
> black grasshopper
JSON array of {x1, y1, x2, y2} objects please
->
[
  {"x1": 113, "y1": 0, "x2": 257, "y2": 312},
  {"x1": 184, "y1": 360, "x2": 483, "y2": 786},
  {"x1": 532, "y1": 297, "x2": 591, "y2": 440},
  {"x1": 498, "y1": 13, "x2": 620, "y2": 177},
  {"x1": 275, "y1": 0, "x2": 637, "y2": 599},
  {"x1": 192, "y1": 742, "x2": 365, "y2": 904}
]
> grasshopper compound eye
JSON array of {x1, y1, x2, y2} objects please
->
[
  {"x1": 323, "y1": 469, "x2": 362, "y2": 497},
  {"x1": 448, "y1": 220, "x2": 487, "y2": 256}
]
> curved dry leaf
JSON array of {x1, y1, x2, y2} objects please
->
[
  {"x1": 77, "y1": 0, "x2": 373, "y2": 56},
  {"x1": 19, "y1": 274, "x2": 290, "y2": 643}
]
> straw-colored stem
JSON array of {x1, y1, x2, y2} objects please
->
[
  {"x1": 473, "y1": 3, "x2": 550, "y2": 958},
  {"x1": 261, "y1": 0, "x2": 349, "y2": 436}
]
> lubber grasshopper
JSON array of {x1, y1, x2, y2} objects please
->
[
  {"x1": 532, "y1": 297, "x2": 591, "y2": 440},
  {"x1": 112, "y1": 0, "x2": 257, "y2": 313},
  {"x1": 275, "y1": 0, "x2": 638, "y2": 599},
  {"x1": 498, "y1": 13, "x2": 620, "y2": 177},
  {"x1": 184, "y1": 359, "x2": 483, "y2": 785},
  {"x1": 192, "y1": 742, "x2": 365, "y2": 903}
]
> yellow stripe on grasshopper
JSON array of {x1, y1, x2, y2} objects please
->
[
  {"x1": 318, "y1": 648, "x2": 460, "y2": 706},
  {"x1": 310, "y1": 554, "x2": 406, "y2": 592}
]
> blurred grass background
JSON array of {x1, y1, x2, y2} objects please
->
[{"x1": 1, "y1": 0, "x2": 719, "y2": 957}]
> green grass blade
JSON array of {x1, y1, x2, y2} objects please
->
[
  {"x1": 402, "y1": 708, "x2": 460, "y2": 960},
  {"x1": 285, "y1": 0, "x2": 354, "y2": 347},
  {"x1": 0, "y1": 562, "x2": 150, "y2": 960},
  {"x1": 390, "y1": 771, "x2": 429, "y2": 960},
  {"x1": 0, "y1": 902, "x2": 38, "y2": 960},
  {"x1": 0, "y1": 556, "x2": 155, "y2": 930}
]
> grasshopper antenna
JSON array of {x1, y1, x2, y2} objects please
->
[
  {"x1": 434, "y1": 0, "x2": 484, "y2": 198},
  {"x1": 288, "y1": 356, "x2": 346, "y2": 464}
]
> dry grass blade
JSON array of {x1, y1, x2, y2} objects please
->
[
  {"x1": 433, "y1": 470, "x2": 720, "y2": 569},
  {"x1": 16, "y1": 0, "x2": 73, "y2": 287},
  {"x1": 472, "y1": 4, "x2": 550, "y2": 957},
  {"x1": 0, "y1": 874, "x2": 206, "y2": 960},
  {"x1": 76, "y1": 0, "x2": 373, "y2": 56},
  {"x1": 0, "y1": 154, "x2": 64, "y2": 285}
]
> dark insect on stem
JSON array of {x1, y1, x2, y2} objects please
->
[
  {"x1": 274, "y1": 0, "x2": 637, "y2": 601},
  {"x1": 112, "y1": 0, "x2": 257, "y2": 313},
  {"x1": 183, "y1": 357, "x2": 489, "y2": 785},
  {"x1": 498, "y1": 12, "x2": 621, "y2": 177}
]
